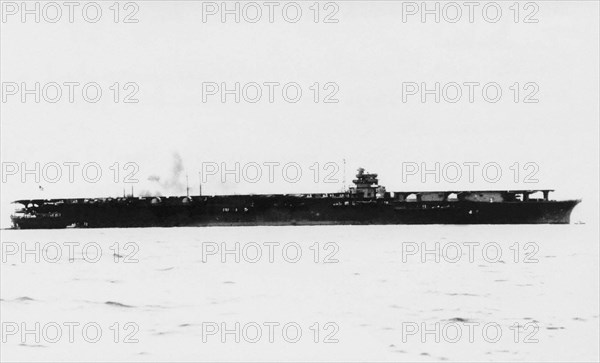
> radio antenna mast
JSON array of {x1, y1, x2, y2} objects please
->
[{"x1": 343, "y1": 158, "x2": 346, "y2": 192}]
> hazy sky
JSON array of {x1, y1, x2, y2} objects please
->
[{"x1": 1, "y1": 1, "x2": 598, "y2": 226}]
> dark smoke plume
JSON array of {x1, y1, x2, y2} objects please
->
[{"x1": 146, "y1": 153, "x2": 186, "y2": 195}]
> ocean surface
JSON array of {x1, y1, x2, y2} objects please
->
[{"x1": 1, "y1": 225, "x2": 598, "y2": 362}]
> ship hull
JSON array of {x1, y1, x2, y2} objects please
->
[{"x1": 10, "y1": 198, "x2": 580, "y2": 229}]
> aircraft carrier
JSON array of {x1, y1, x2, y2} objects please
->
[{"x1": 10, "y1": 168, "x2": 581, "y2": 229}]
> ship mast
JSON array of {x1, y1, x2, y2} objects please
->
[
  {"x1": 198, "y1": 171, "x2": 202, "y2": 196},
  {"x1": 343, "y1": 158, "x2": 346, "y2": 192}
]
